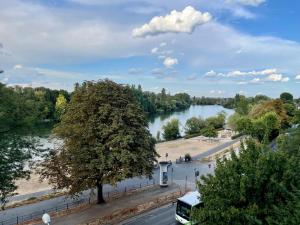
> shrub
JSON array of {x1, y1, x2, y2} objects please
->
[{"x1": 184, "y1": 153, "x2": 192, "y2": 162}]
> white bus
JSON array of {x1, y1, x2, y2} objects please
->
[{"x1": 175, "y1": 191, "x2": 203, "y2": 224}]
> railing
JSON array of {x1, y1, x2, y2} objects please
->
[{"x1": 0, "y1": 180, "x2": 156, "y2": 225}]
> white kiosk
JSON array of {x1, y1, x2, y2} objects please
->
[{"x1": 159, "y1": 161, "x2": 172, "y2": 187}]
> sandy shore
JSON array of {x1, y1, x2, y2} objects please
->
[{"x1": 15, "y1": 135, "x2": 231, "y2": 196}]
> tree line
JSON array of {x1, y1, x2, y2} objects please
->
[{"x1": 228, "y1": 92, "x2": 300, "y2": 144}]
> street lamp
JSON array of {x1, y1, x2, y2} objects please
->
[{"x1": 42, "y1": 213, "x2": 51, "y2": 225}]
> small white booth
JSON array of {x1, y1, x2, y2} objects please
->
[{"x1": 159, "y1": 161, "x2": 172, "y2": 187}]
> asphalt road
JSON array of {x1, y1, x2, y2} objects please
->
[
  {"x1": 120, "y1": 203, "x2": 178, "y2": 225},
  {"x1": 0, "y1": 138, "x2": 240, "y2": 223}
]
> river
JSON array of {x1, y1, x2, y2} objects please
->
[
  {"x1": 38, "y1": 105, "x2": 234, "y2": 148},
  {"x1": 148, "y1": 105, "x2": 234, "y2": 137}
]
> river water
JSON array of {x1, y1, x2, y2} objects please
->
[
  {"x1": 38, "y1": 105, "x2": 234, "y2": 148},
  {"x1": 148, "y1": 105, "x2": 234, "y2": 137}
]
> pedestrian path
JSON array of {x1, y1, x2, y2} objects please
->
[{"x1": 36, "y1": 184, "x2": 182, "y2": 225}]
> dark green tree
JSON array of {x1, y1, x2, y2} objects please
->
[
  {"x1": 206, "y1": 112, "x2": 226, "y2": 129},
  {"x1": 162, "y1": 119, "x2": 180, "y2": 140},
  {"x1": 185, "y1": 117, "x2": 207, "y2": 135},
  {"x1": 39, "y1": 80, "x2": 157, "y2": 204},
  {"x1": 201, "y1": 126, "x2": 217, "y2": 138},
  {"x1": 192, "y1": 139, "x2": 300, "y2": 225},
  {"x1": 0, "y1": 83, "x2": 39, "y2": 210},
  {"x1": 234, "y1": 94, "x2": 250, "y2": 115},
  {"x1": 280, "y1": 92, "x2": 293, "y2": 102}
]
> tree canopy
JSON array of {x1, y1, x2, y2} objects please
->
[
  {"x1": 193, "y1": 138, "x2": 300, "y2": 225},
  {"x1": 39, "y1": 80, "x2": 157, "y2": 203},
  {"x1": 0, "y1": 83, "x2": 39, "y2": 209},
  {"x1": 162, "y1": 119, "x2": 180, "y2": 141},
  {"x1": 280, "y1": 92, "x2": 293, "y2": 102}
]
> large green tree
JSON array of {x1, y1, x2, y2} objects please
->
[
  {"x1": 192, "y1": 139, "x2": 300, "y2": 225},
  {"x1": 0, "y1": 83, "x2": 39, "y2": 210},
  {"x1": 280, "y1": 92, "x2": 293, "y2": 102},
  {"x1": 39, "y1": 80, "x2": 157, "y2": 204},
  {"x1": 185, "y1": 117, "x2": 207, "y2": 135},
  {"x1": 162, "y1": 119, "x2": 180, "y2": 140}
]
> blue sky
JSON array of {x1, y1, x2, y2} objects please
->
[{"x1": 0, "y1": 0, "x2": 300, "y2": 97}]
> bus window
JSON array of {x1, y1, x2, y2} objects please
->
[{"x1": 176, "y1": 200, "x2": 191, "y2": 220}]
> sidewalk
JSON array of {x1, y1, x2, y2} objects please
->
[{"x1": 35, "y1": 184, "x2": 182, "y2": 225}]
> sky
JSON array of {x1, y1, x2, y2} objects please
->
[{"x1": 0, "y1": 0, "x2": 300, "y2": 98}]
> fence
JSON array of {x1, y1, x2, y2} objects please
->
[{"x1": 0, "y1": 180, "x2": 156, "y2": 225}]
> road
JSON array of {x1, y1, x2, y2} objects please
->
[
  {"x1": 0, "y1": 138, "x2": 240, "y2": 223},
  {"x1": 120, "y1": 204, "x2": 178, "y2": 225}
]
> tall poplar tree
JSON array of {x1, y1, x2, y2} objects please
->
[{"x1": 40, "y1": 80, "x2": 157, "y2": 203}]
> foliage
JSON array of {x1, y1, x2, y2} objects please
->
[
  {"x1": 227, "y1": 113, "x2": 242, "y2": 130},
  {"x1": 0, "y1": 83, "x2": 39, "y2": 210},
  {"x1": 206, "y1": 112, "x2": 226, "y2": 129},
  {"x1": 0, "y1": 134, "x2": 36, "y2": 210},
  {"x1": 129, "y1": 85, "x2": 191, "y2": 115},
  {"x1": 184, "y1": 153, "x2": 192, "y2": 162},
  {"x1": 192, "y1": 96, "x2": 235, "y2": 109},
  {"x1": 236, "y1": 112, "x2": 280, "y2": 143},
  {"x1": 162, "y1": 119, "x2": 180, "y2": 140},
  {"x1": 184, "y1": 117, "x2": 207, "y2": 135},
  {"x1": 292, "y1": 110, "x2": 300, "y2": 125},
  {"x1": 0, "y1": 83, "x2": 70, "y2": 123},
  {"x1": 192, "y1": 139, "x2": 300, "y2": 225},
  {"x1": 201, "y1": 126, "x2": 217, "y2": 138},
  {"x1": 283, "y1": 102, "x2": 296, "y2": 117},
  {"x1": 249, "y1": 99, "x2": 289, "y2": 128},
  {"x1": 39, "y1": 80, "x2": 157, "y2": 204},
  {"x1": 280, "y1": 92, "x2": 294, "y2": 102},
  {"x1": 55, "y1": 93, "x2": 67, "y2": 120},
  {"x1": 234, "y1": 94, "x2": 250, "y2": 115}
]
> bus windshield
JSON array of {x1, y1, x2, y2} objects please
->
[{"x1": 176, "y1": 200, "x2": 191, "y2": 220}]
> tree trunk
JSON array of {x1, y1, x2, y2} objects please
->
[{"x1": 96, "y1": 181, "x2": 105, "y2": 204}]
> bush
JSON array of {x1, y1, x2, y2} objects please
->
[
  {"x1": 184, "y1": 117, "x2": 207, "y2": 135},
  {"x1": 162, "y1": 119, "x2": 180, "y2": 140},
  {"x1": 184, "y1": 153, "x2": 192, "y2": 162},
  {"x1": 201, "y1": 126, "x2": 217, "y2": 138},
  {"x1": 206, "y1": 112, "x2": 226, "y2": 129}
]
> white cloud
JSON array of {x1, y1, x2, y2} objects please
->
[
  {"x1": 14, "y1": 64, "x2": 23, "y2": 69},
  {"x1": 151, "y1": 47, "x2": 159, "y2": 54},
  {"x1": 163, "y1": 57, "x2": 178, "y2": 68},
  {"x1": 226, "y1": 0, "x2": 266, "y2": 6},
  {"x1": 160, "y1": 42, "x2": 167, "y2": 47},
  {"x1": 205, "y1": 70, "x2": 218, "y2": 77},
  {"x1": 295, "y1": 74, "x2": 300, "y2": 80},
  {"x1": 205, "y1": 68, "x2": 290, "y2": 84},
  {"x1": 132, "y1": 6, "x2": 212, "y2": 37},
  {"x1": 205, "y1": 68, "x2": 279, "y2": 78},
  {"x1": 266, "y1": 74, "x2": 289, "y2": 82},
  {"x1": 281, "y1": 77, "x2": 290, "y2": 82}
]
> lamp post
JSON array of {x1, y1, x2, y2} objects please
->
[{"x1": 194, "y1": 168, "x2": 199, "y2": 185}]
